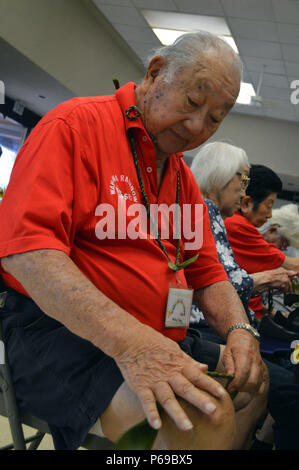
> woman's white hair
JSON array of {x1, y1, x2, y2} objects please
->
[
  {"x1": 191, "y1": 141, "x2": 250, "y2": 194},
  {"x1": 270, "y1": 204, "x2": 299, "y2": 249},
  {"x1": 146, "y1": 31, "x2": 243, "y2": 83}
]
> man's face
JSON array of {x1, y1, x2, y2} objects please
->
[
  {"x1": 137, "y1": 53, "x2": 240, "y2": 156},
  {"x1": 247, "y1": 193, "x2": 277, "y2": 227}
]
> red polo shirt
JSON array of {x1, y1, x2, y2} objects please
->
[
  {"x1": 225, "y1": 212, "x2": 286, "y2": 317},
  {"x1": 0, "y1": 82, "x2": 227, "y2": 341}
]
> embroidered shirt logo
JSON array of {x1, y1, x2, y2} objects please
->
[
  {"x1": 109, "y1": 174, "x2": 138, "y2": 202},
  {"x1": 290, "y1": 340, "x2": 299, "y2": 365}
]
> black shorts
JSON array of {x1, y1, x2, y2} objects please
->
[{"x1": 1, "y1": 291, "x2": 220, "y2": 450}]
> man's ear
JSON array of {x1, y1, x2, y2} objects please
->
[
  {"x1": 145, "y1": 56, "x2": 167, "y2": 83},
  {"x1": 135, "y1": 56, "x2": 167, "y2": 108},
  {"x1": 240, "y1": 195, "x2": 253, "y2": 215}
]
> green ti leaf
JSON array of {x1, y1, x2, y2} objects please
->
[
  {"x1": 206, "y1": 371, "x2": 238, "y2": 401},
  {"x1": 113, "y1": 418, "x2": 158, "y2": 450},
  {"x1": 113, "y1": 78, "x2": 120, "y2": 90},
  {"x1": 168, "y1": 261, "x2": 179, "y2": 271},
  {"x1": 168, "y1": 253, "x2": 199, "y2": 272}
]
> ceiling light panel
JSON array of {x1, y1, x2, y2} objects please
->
[
  {"x1": 142, "y1": 10, "x2": 238, "y2": 52},
  {"x1": 236, "y1": 83, "x2": 256, "y2": 105},
  {"x1": 141, "y1": 10, "x2": 231, "y2": 35}
]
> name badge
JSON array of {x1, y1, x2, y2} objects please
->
[{"x1": 165, "y1": 286, "x2": 193, "y2": 328}]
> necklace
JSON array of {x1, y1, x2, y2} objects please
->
[{"x1": 126, "y1": 106, "x2": 198, "y2": 273}]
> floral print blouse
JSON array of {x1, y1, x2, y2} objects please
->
[{"x1": 191, "y1": 199, "x2": 255, "y2": 325}]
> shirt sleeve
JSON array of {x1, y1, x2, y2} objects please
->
[
  {"x1": 181, "y1": 167, "x2": 228, "y2": 290},
  {"x1": 0, "y1": 118, "x2": 81, "y2": 289},
  {"x1": 225, "y1": 214, "x2": 286, "y2": 274}
]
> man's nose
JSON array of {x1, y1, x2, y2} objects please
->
[{"x1": 184, "y1": 111, "x2": 206, "y2": 136}]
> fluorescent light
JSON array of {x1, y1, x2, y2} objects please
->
[
  {"x1": 142, "y1": 10, "x2": 231, "y2": 36},
  {"x1": 152, "y1": 28, "x2": 186, "y2": 46},
  {"x1": 237, "y1": 83, "x2": 256, "y2": 105},
  {"x1": 142, "y1": 10, "x2": 239, "y2": 53}
]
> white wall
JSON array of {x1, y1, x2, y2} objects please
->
[
  {"x1": 185, "y1": 110, "x2": 299, "y2": 192},
  {"x1": 0, "y1": 0, "x2": 144, "y2": 97}
]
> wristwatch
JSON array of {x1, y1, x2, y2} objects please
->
[{"x1": 226, "y1": 323, "x2": 260, "y2": 342}]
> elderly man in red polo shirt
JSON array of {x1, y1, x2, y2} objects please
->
[{"x1": 0, "y1": 32, "x2": 267, "y2": 450}]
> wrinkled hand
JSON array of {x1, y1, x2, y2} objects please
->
[
  {"x1": 114, "y1": 324, "x2": 227, "y2": 431},
  {"x1": 223, "y1": 330, "x2": 268, "y2": 395},
  {"x1": 267, "y1": 267, "x2": 297, "y2": 292}
]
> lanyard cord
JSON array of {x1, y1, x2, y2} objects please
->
[
  {"x1": 127, "y1": 128, "x2": 181, "y2": 267},
  {"x1": 124, "y1": 104, "x2": 199, "y2": 272}
]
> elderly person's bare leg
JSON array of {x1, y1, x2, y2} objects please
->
[{"x1": 94, "y1": 381, "x2": 236, "y2": 450}]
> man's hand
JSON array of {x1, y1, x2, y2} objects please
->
[
  {"x1": 194, "y1": 281, "x2": 269, "y2": 394},
  {"x1": 222, "y1": 330, "x2": 268, "y2": 395},
  {"x1": 114, "y1": 323, "x2": 227, "y2": 432}
]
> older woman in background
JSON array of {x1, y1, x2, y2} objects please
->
[
  {"x1": 190, "y1": 142, "x2": 293, "y2": 333},
  {"x1": 190, "y1": 141, "x2": 299, "y2": 450}
]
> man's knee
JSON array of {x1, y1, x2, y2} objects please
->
[
  {"x1": 156, "y1": 392, "x2": 236, "y2": 450},
  {"x1": 98, "y1": 383, "x2": 236, "y2": 449}
]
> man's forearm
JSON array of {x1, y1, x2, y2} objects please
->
[
  {"x1": 193, "y1": 281, "x2": 249, "y2": 339},
  {"x1": 1, "y1": 249, "x2": 144, "y2": 359}
]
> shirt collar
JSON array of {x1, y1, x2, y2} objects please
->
[{"x1": 115, "y1": 82, "x2": 145, "y2": 133}]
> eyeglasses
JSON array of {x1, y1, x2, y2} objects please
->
[{"x1": 236, "y1": 172, "x2": 250, "y2": 191}]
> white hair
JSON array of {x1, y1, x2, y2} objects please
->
[
  {"x1": 270, "y1": 204, "x2": 299, "y2": 249},
  {"x1": 191, "y1": 142, "x2": 250, "y2": 194},
  {"x1": 146, "y1": 31, "x2": 243, "y2": 83}
]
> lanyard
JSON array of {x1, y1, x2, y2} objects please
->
[{"x1": 125, "y1": 105, "x2": 199, "y2": 273}]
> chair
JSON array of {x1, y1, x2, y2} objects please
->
[
  {"x1": 0, "y1": 316, "x2": 113, "y2": 450},
  {"x1": 259, "y1": 290, "x2": 299, "y2": 362}
]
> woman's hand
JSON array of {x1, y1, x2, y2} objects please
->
[{"x1": 252, "y1": 267, "x2": 297, "y2": 294}]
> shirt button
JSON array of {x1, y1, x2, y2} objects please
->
[
  {"x1": 142, "y1": 136, "x2": 148, "y2": 142},
  {"x1": 146, "y1": 167, "x2": 153, "y2": 173}
]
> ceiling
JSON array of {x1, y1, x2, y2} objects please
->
[
  {"x1": 92, "y1": 0, "x2": 299, "y2": 124},
  {"x1": 2, "y1": 0, "x2": 299, "y2": 124}
]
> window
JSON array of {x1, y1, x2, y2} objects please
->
[{"x1": 0, "y1": 115, "x2": 27, "y2": 200}]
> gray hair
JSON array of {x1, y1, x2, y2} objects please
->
[
  {"x1": 147, "y1": 31, "x2": 243, "y2": 83},
  {"x1": 191, "y1": 141, "x2": 250, "y2": 194}
]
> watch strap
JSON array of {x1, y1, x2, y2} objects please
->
[{"x1": 226, "y1": 323, "x2": 260, "y2": 341}]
